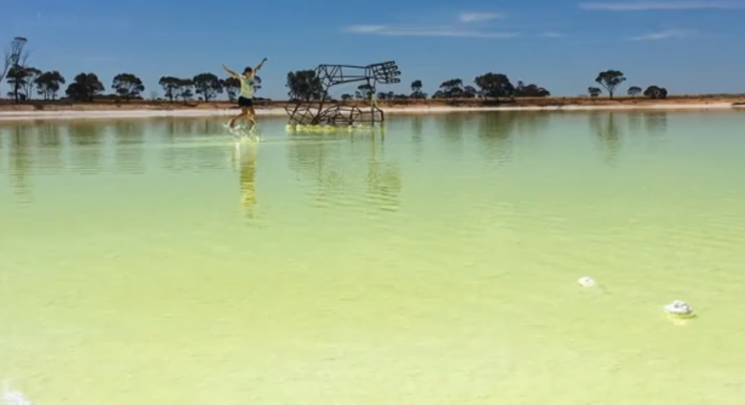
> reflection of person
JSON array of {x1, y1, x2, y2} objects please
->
[
  {"x1": 222, "y1": 58, "x2": 266, "y2": 131},
  {"x1": 231, "y1": 143, "x2": 257, "y2": 217}
]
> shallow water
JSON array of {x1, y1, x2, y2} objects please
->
[{"x1": 1, "y1": 111, "x2": 745, "y2": 405}]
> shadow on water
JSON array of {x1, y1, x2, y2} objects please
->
[
  {"x1": 589, "y1": 112, "x2": 623, "y2": 166},
  {"x1": 287, "y1": 130, "x2": 402, "y2": 212}
]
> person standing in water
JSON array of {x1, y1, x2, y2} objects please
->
[{"x1": 222, "y1": 58, "x2": 266, "y2": 131}]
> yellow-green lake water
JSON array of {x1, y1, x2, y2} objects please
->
[{"x1": 1, "y1": 111, "x2": 744, "y2": 405}]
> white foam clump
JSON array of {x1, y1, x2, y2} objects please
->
[
  {"x1": 577, "y1": 276, "x2": 596, "y2": 287},
  {"x1": 665, "y1": 300, "x2": 694, "y2": 316},
  {"x1": 2, "y1": 380, "x2": 34, "y2": 405}
]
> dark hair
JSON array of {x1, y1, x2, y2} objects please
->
[{"x1": 243, "y1": 66, "x2": 253, "y2": 73}]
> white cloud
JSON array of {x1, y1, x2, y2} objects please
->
[
  {"x1": 628, "y1": 29, "x2": 694, "y2": 39},
  {"x1": 458, "y1": 12, "x2": 503, "y2": 22},
  {"x1": 579, "y1": 1, "x2": 744, "y2": 10},
  {"x1": 345, "y1": 25, "x2": 386, "y2": 33},
  {"x1": 343, "y1": 10, "x2": 519, "y2": 38},
  {"x1": 343, "y1": 25, "x2": 518, "y2": 38},
  {"x1": 542, "y1": 31, "x2": 567, "y2": 37}
]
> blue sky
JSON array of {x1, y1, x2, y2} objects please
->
[{"x1": 3, "y1": 0, "x2": 745, "y2": 99}]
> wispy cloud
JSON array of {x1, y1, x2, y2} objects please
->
[
  {"x1": 458, "y1": 12, "x2": 503, "y2": 22},
  {"x1": 542, "y1": 31, "x2": 567, "y2": 38},
  {"x1": 579, "y1": 1, "x2": 745, "y2": 10},
  {"x1": 343, "y1": 11, "x2": 518, "y2": 38},
  {"x1": 343, "y1": 25, "x2": 517, "y2": 38},
  {"x1": 628, "y1": 29, "x2": 694, "y2": 39}
]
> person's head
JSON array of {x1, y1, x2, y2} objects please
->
[{"x1": 243, "y1": 67, "x2": 253, "y2": 76}]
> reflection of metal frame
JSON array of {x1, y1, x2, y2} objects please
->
[{"x1": 285, "y1": 61, "x2": 401, "y2": 126}]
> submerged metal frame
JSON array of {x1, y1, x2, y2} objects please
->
[{"x1": 285, "y1": 60, "x2": 401, "y2": 127}]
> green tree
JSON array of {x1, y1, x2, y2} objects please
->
[
  {"x1": 376, "y1": 90, "x2": 396, "y2": 100},
  {"x1": 157, "y1": 76, "x2": 181, "y2": 102},
  {"x1": 439, "y1": 78, "x2": 464, "y2": 98},
  {"x1": 192, "y1": 73, "x2": 223, "y2": 101},
  {"x1": 410, "y1": 79, "x2": 425, "y2": 98},
  {"x1": 20, "y1": 67, "x2": 41, "y2": 99},
  {"x1": 65, "y1": 73, "x2": 104, "y2": 101},
  {"x1": 514, "y1": 80, "x2": 550, "y2": 97},
  {"x1": 176, "y1": 78, "x2": 194, "y2": 103},
  {"x1": 223, "y1": 76, "x2": 240, "y2": 101},
  {"x1": 1, "y1": 37, "x2": 29, "y2": 102},
  {"x1": 5, "y1": 66, "x2": 37, "y2": 100},
  {"x1": 357, "y1": 83, "x2": 374, "y2": 99},
  {"x1": 34, "y1": 71, "x2": 65, "y2": 100},
  {"x1": 341, "y1": 93, "x2": 352, "y2": 101},
  {"x1": 111, "y1": 73, "x2": 145, "y2": 101},
  {"x1": 627, "y1": 86, "x2": 642, "y2": 97},
  {"x1": 643, "y1": 85, "x2": 668, "y2": 99},
  {"x1": 588, "y1": 86, "x2": 601, "y2": 97},
  {"x1": 595, "y1": 70, "x2": 625, "y2": 99},
  {"x1": 285, "y1": 70, "x2": 323, "y2": 101},
  {"x1": 473, "y1": 73, "x2": 514, "y2": 99}
]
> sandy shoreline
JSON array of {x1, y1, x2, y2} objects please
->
[{"x1": 0, "y1": 103, "x2": 742, "y2": 121}]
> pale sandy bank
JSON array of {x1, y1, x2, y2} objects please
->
[{"x1": 0, "y1": 103, "x2": 741, "y2": 121}]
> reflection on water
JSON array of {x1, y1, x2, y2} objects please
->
[
  {"x1": 114, "y1": 120, "x2": 145, "y2": 174},
  {"x1": 627, "y1": 112, "x2": 668, "y2": 137},
  {"x1": 475, "y1": 111, "x2": 551, "y2": 164},
  {"x1": 590, "y1": 112, "x2": 623, "y2": 165},
  {"x1": 644, "y1": 112, "x2": 668, "y2": 135},
  {"x1": 363, "y1": 134, "x2": 401, "y2": 211},
  {"x1": 286, "y1": 131, "x2": 402, "y2": 212},
  {"x1": 2, "y1": 112, "x2": 745, "y2": 405},
  {"x1": 7, "y1": 125, "x2": 34, "y2": 203},
  {"x1": 67, "y1": 121, "x2": 104, "y2": 174},
  {"x1": 232, "y1": 142, "x2": 257, "y2": 218}
]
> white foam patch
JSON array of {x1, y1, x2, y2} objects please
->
[{"x1": 2, "y1": 380, "x2": 35, "y2": 405}]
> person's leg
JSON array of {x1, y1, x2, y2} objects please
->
[
  {"x1": 229, "y1": 107, "x2": 248, "y2": 128},
  {"x1": 246, "y1": 105, "x2": 257, "y2": 130}
]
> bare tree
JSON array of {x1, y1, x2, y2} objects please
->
[{"x1": 1, "y1": 37, "x2": 29, "y2": 101}]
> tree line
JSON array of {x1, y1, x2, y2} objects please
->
[
  {"x1": 2, "y1": 37, "x2": 669, "y2": 103},
  {"x1": 284, "y1": 69, "x2": 668, "y2": 102},
  {"x1": 283, "y1": 70, "x2": 551, "y2": 102},
  {"x1": 1, "y1": 68, "x2": 264, "y2": 103},
  {"x1": 588, "y1": 70, "x2": 668, "y2": 99},
  {"x1": 1, "y1": 37, "x2": 265, "y2": 103}
]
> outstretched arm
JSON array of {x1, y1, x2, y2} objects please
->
[
  {"x1": 222, "y1": 65, "x2": 239, "y2": 78},
  {"x1": 254, "y1": 58, "x2": 267, "y2": 72}
]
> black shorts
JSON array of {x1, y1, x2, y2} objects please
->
[{"x1": 238, "y1": 96, "x2": 253, "y2": 107}]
